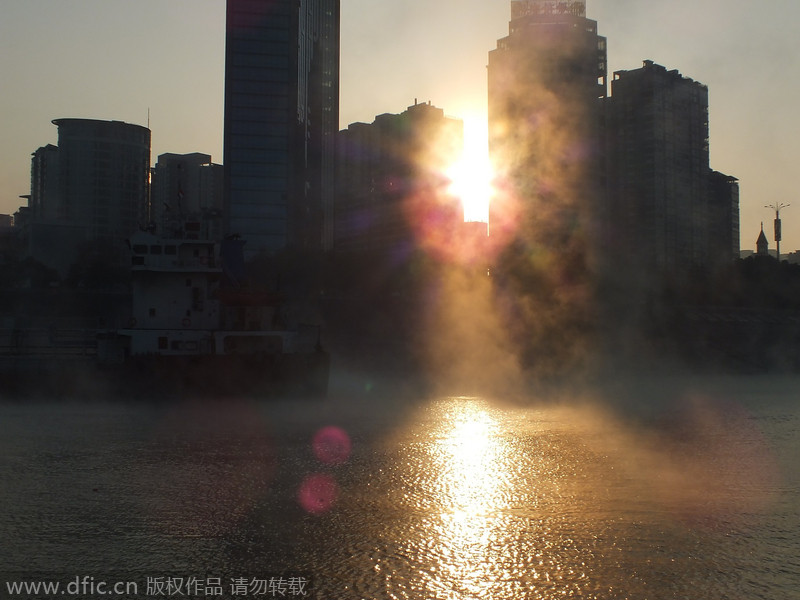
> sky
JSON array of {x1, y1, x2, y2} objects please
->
[{"x1": 1, "y1": 0, "x2": 799, "y2": 252}]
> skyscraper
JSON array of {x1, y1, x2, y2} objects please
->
[
  {"x1": 607, "y1": 60, "x2": 712, "y2": 272},
  {"x1": 25, "y1": 118, "x2": 150, "y2": 275},
  {"x1": 223, "y1": 0, "x2": 340, "y2": 258},
  {"x1": 29, "y1": 144, "x2": 60, "y2": 223},
  {"x1": 51, "y1": 118, "x2": 151, "y2": 241},
  {"x1": 488, "y1": 0, "x2": 607, "y2": 249},
  {"x1": 486, "y1": 1, "x2": 608, "y2": 372}
]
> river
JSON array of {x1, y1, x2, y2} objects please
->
[{"x1": 0, "y1": 372, "x2": 798, "y2": 599}]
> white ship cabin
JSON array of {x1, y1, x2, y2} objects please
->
[
  {"x1": 124, "y1": 230, "x2": 222, "y2": 355},
  {"x1": 119, "y1": 230, "x2": 313, "y2": 359}
]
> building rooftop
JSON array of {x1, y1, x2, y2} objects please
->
[
  {"x1": 613, "y1": 60, "x2": 706, "y2": 89},
  {"x1": 511, "y1": 0, "x2": 586, "y2": 19}
]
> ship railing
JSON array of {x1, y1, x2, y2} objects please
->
[
  {"x1": 132, "y1": 256, "x2": 220, "y2": 270},
  {"x1": 0, "y1": 328, "x2": 98, "y2": 356}
]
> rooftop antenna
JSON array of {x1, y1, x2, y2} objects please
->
[
  {"x1": 147, "y1": 107, "x2": 150, "y2": 129},
  {"x1": 765, "y1": 203, "x2": 790, "y2": 262}
]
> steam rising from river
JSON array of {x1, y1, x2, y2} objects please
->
[{"x1": 391, "y1": 23, "x2": 612, "y2": 395}]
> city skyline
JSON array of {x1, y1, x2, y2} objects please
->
[{"x1": 1, "y1": 0, "x2": 799, "y2": 251}]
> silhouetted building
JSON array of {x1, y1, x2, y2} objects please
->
[
  {"x1": 607, "y1": 61, "x2": 717, "y2": 274},
  {"x1": 29, "y1": 144, "x2": 60, "y2": 222},
  {"x1": 13, "y1": 206, "x2": 30, "y2": 232},
  {"x1": 0, "y1": 215, "x2": 20, "y2": 265},
  {"x1": 223, "y1": 0, "x2": 340, "y2": 258},
  {"x1": 0, "y1": 215, "x2": 16, "y2": 259},
  {"x1": 708, "y1": 170, "x2": 740, "y2": 266},
  {"x1": 488, "y1": 0, "x2": 607, "y2": 249},
  {"x1": 756, "y1": 223, "x2": 769, "y2": 257},
  {"x1": 24, "y1": 119, "x2": 151, "y2": 275},
  {"x1": 52, "y1": 119, "x2": 150, "y2": 238},
  {"x1": 335, "y1": 101, "x2": 464, "y2": 261},
  {"x1": 150, "y1": 153, "x2": 223, "y2": 226}
]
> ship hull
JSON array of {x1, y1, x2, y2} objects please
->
[{"x1": 0, "y1": 351, "x2": 330, "y2": 400}]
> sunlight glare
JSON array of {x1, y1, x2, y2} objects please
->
[
  {"x1": 429, "y1": 400, "x2": 511, "y2": 597},
  {"x1": 446, "y1": 116, "x2": 493, "y2": 223},
  {"x1": 438, "y1": 402, "x2": 504, "y2": 514}
]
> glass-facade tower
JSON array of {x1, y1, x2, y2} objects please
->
[{"x1": 223, "y1": 0, "x2": 340, "y2": 257}]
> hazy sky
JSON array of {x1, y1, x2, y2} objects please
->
[{"x1": 1, "y1": 0, "x2": 798, "y2": 252}]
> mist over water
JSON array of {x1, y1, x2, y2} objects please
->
[
  {"x1": 0, "y1": 370, "x2": 797, "y2": 599},
  {"x1": 3, "y1": 3, "x2": 798, "y2": 599}
]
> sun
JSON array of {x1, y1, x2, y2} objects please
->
[{"x1": 446, "y1": 116, "x2": 493, "y2": 223}]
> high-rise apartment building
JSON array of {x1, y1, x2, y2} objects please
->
[
  {"x1": 708, "y1": 170, "x2": 740, "y2": 266},
  {"x1": 52, "y1": 118, "x2": 151, "y2": 240},
  {"x1": 607, "y1": 61, "x2": 717, "y2": 272},
  {"x1": 335, "y1": 101, "x2": 463, "y2": 259},
  {"x1": 28, "y1": 120, "x2": 150, "y2": 238},
  {"x1": 29, "y1": 144, "x2": 60, "y2": 222},
  {"x1": 487, "y1": 0, "x2": 607, "y2": 248},
  {"x1": 150, "y1": 153, "x2": 223, "y2": 226},
  {"x1": 24, "y1": 118, "x2": 151, "y2": 275},
  {"x1": 223, "y1": 0, "x2": 340, "y2": 258}
]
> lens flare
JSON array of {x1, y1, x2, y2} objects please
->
[
  {"x1": 298, "y1": 473, "x2": 338, "y2": 515},
  {"x1": 312, "y1": 425, "x2": 352, "y2": 466},
  {"x1": 402, "y1": 113, "x2": 498, "y2": 267}
]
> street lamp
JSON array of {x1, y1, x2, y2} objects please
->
[{"x1": 765, "y1": 203, "x2": 790, "y2": 262}]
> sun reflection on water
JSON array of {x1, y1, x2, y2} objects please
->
[
  {"x1": 358, "y1": 393, "x2": 788, "y2": 600},
  {"x1": 427, "y1": 398, "x2": 514, "y2": 598},
  {"x1": 438, "y1": 406, "x2": 502, "y2": 510}
]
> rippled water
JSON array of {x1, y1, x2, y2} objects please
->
[{"x1": 0, "y1": 374, "x2": 798, "y2": 599}]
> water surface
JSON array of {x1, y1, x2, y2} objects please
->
[{"x1": 0, "y1": 374, "x2": 797, "y2": 599}]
